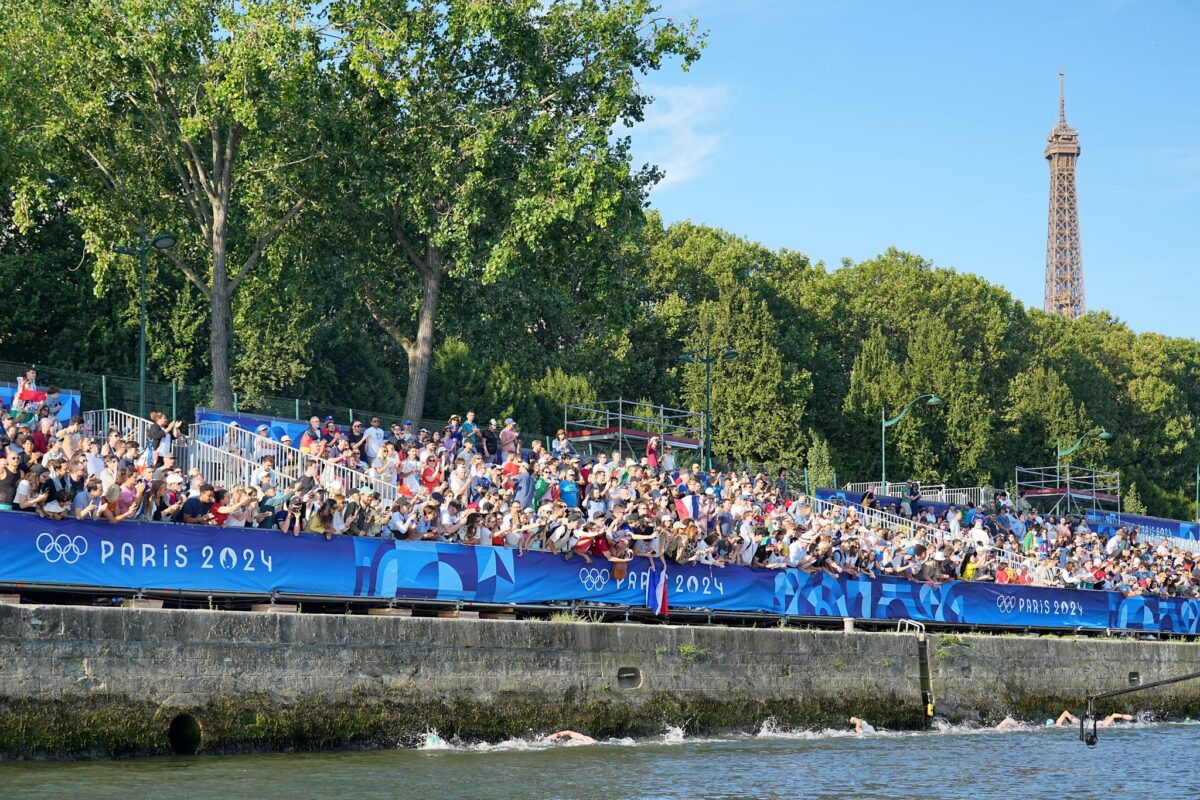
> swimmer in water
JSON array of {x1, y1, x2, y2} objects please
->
[
  {"x1": 1098, "y1": 713, "x2": 1134, "y2": 728},
  {"x1": 545, "y1": 730, "x2": 597, "y2": 744},
  {"x1": 994, "y1": 716, "x2": 1021, "y2": 731},
  {"x1": 1047, "y1": 710, "x2": 1080, "y2": 728},
  {"x1": 849, "y1": 716, "x2": 875, "y2": 734}
]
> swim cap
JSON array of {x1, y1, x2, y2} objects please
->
[{"x1": 1045, "y1": 719, "x2": 1054, "y2": 726}]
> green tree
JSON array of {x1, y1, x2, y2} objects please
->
[
  {"x1": 682, "y1": 277, "x2": 810, "y2": 468},
  {"x1": 1124, "y1": 482, "x2": 1147, "y2": 516},
  {"x1": 334, "y1": 0, "x2": 703, "y2": 424},
  {"x1": 1, "y1": 0, "x2": 336, "y2": 409},
  {"x1": 805, "y1": 432, "x2": 837, "y2": 493}
]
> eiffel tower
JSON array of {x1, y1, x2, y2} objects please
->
[{"x1": 1044, "y1": 72, "x2": 1085, "y2": 318}]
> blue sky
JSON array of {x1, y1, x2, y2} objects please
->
[{"x1": 629, "y1": 0, "x2": 1200, "y2": 339}]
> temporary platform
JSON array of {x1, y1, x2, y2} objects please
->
[
  {"x1": 563, "y1": 398, "x2": 702, "y2": 461},
  {"x1": 1015, "y1": 464, "x2": 1121, "y2": 517}
]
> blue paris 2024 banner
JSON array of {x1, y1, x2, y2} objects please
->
[{"x1": 1, "y1": 512, "x2": 1197, "y2": 633}]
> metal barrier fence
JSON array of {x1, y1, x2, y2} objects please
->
[
  {"x1": 190, "y1": 419, "x2": 398, "y2": 504},
  {"x1": 186, "y1": 437, "x2": 262, "y2": 491},
  {"x1": 81, "y1": 408, "x2": 190, "y2": 464},
  {"x1": 841, "y1": 481, "x2": 991, "y2": 509}
]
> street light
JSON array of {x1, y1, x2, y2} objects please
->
[
  {"x1": 1056, "y1": 427, "x2": 1112, "y2": 470},
  {"x1": 881, "y1": 393, "x2": 942, "y2": 489},
  {"x1": 679, "y1": 344, "x2": 737, "y2": 472},
  {"x1": 115, "y1": 226, "x2": 177, "y2": 419}
]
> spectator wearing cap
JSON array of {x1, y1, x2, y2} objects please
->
[
  {"x1": 398, "y1": 419, "x2": 416, "y2": 447},
  {"x1": 499, "y1": 418, "x2": 518, "y2": 459},
  {"x1": 251, "y1": 425, "x2": 278, "y2": 463},
  {"x1": 481, "y1": 419, "x2": 500, "y2": 465}
]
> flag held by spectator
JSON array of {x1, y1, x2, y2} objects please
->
[
  {"x1": 675, "y1": 493, "x2": 701, "y2": 521},
  {"x1": 646, "y1": 568, "x2": 669, "y2": 617}
]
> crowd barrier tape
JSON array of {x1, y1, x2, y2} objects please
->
[{"x1": 2, "y1": 512, "x2": 1198, "y2": 633}]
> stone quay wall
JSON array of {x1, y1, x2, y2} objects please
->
[{"x1": 1, "y1": 603, "x2": 1198, "y2": 758}]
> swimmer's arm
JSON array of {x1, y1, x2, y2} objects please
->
[{"x1": 1055, "y1": 710, "x2": 1079, "y2": 727}]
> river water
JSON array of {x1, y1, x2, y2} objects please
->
[{"x1": 1, "y1": 720, "x2": 1194, "y2": 799}]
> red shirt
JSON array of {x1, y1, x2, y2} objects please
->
[{"x1": 421, "y1": 467, "x2": 441, "y2": 492}]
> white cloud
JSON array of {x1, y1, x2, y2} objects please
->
[{"x1": 628, "y1": 83, "x2": 729, "y2": 191}]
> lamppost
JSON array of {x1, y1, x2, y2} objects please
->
[
  {"x1": 679, "y1": 344, "x2": 737, "y2": 472},
  {"x1": 881, "y1": 393, "x2": 942, "y2": 489},
  {"x1": 115, "y1": 226, "x2": 177, "y2": 419},
  {"x1": 1056, "y1": 426, "x2": 1112, "y2": 471}
]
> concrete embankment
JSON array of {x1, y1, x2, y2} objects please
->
[{"x1": 0, "y1": 603, "x2": 1198, "y2": 758}]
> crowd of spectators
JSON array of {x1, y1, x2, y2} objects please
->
[
  {"x1": 845, "y1": 485, "x2": 1200, "y2": 599},
  {"x1": 2, "y1": 364, "x2": 1195, "y2": 600}
]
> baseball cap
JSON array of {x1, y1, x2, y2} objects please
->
[
  {"x1": 359, "y1": 486, "x2": 376, "y2": 495},
  {"x1": 166, "y1": 474, "x2": 185, "y2": 485},
  {"x1": 257, "y1": 424, "x2": 269, "y2": 433},
  {"x1": 403, "y1": 419, "x2": 413, "y2": 425},
  {"x1": 325, "y1": 415, "x2": 334, "y2": 422},
  {"x1": 504, "y1": 417, "x2": 515, "y2": 425}
]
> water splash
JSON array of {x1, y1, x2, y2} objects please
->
[
  {"x1": 661, "y1": 724, "x2": 687, "y2": 743},
  {"x1": 417, "y1": 729, "x2": 454, "y2": 750}
]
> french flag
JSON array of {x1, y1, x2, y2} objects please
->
[
  {"x1": 675, "y1": 494, "x2": 701, "y2": 521},
  {"x1": 646, "y1": 569, "x2": 669, "y2": 617}
]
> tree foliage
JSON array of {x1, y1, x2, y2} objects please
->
[{"x1": 3, "y1": 4, "x2": 1200, "y2": 519}]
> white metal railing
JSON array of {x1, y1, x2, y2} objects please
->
[
  {"x1": 186, "y1": 437, "x2": 265, "y2": 491},
  {"x1": 190, "y1": 421, "x2": 305, "y2": 483},
  {"x1": 190, "y1": 419, "x2": 397, "y2": 504},
  {"x1": 82, "y1": 408, "x2": 189, "y2": 463},
  {"x1": 840, "y1": 481, "x2": 990, "y2": 508}
]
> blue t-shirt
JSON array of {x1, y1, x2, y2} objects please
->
[{"x1": 559, "y1": 479, "x2": 580, "y2": 508}]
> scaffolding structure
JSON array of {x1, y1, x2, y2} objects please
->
[
  {"x1": 563, "y1": 398, "x2": 703, "y2": 461},
  {"x1": 1015, "y1": 464, "x2": 1121, "y2": 517}
]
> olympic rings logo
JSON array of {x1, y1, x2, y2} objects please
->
[
  {"x1": 995, "y1": 595, "x2": 1017, "y2": 614},
  {"x1": 35, "y1": 532, "x2": 88, "y2": 565},
  {"x1": 578, "y1": 567, "x2": 610, "y2": 592}
]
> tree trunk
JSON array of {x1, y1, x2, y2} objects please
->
[
  {"x1": 403, "y1": 249, "x2": 443, "y2": 424},
  {"x1": 210, "y1": 203, "x2": 234, "y2": 410}
]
